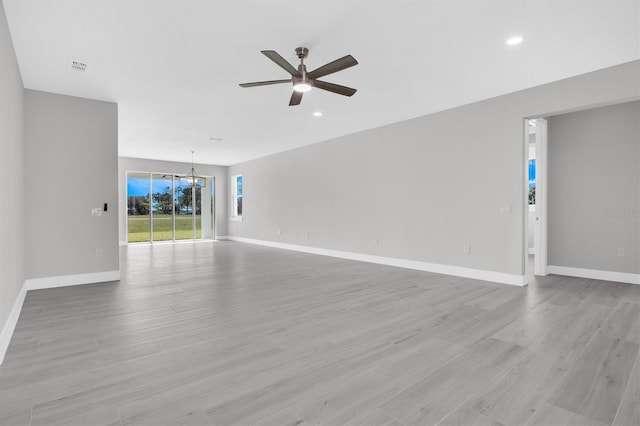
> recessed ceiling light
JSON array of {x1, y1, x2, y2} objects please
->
[
  {"x1": 208, "y1": 137, "x2": 223, "y2": 142},
  {"x1": 506, "y1": 36, "x2": 524, "y2": 46},
  {"x1": 313, "y1": 112, "x2": 323, "y2": 117}
]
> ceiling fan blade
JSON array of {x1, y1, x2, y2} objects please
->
[
  {"x1": 261, "y1": 50, "x2": 301, "y2": 77},
  {"x1": 239, "y1": 79, "x2": 291, "y2": 88},
  {"x1": 308, "y1": 55, "x2": 358, "y2": 79},
  {"x1": 313, "y1": 80, "x2": 357, "y2": 97},
  {"x1": 289, "y1": 91, "x2": 303, "y2": 106}
]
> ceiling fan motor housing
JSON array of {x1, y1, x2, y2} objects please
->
[
  {"x1": 295, "y1": 47, "x2": 309, "y2": 59},
  {"x1": 294, "y1": 64, "x2": 310, "y2": 85}
]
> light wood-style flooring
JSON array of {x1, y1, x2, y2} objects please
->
[{"x1": 1, "y1": 241, "x2": 639, "y2": 426}]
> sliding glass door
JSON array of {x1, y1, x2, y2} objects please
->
[
  {"x1": 151, "y1": 174, "x2": 174, "y2": 241},
  {"x1": 127, "y1": 172, "x2": 151, "y2": 243},
  {"x1": 202, "y1": 178, "x2": 215, "y2": 239},
  {"x1": 127, "y1": 172, "x2": 215, "y2": 243},
  {"x1": 174, "y1": 178, "x2": 195, "y2": 240}
]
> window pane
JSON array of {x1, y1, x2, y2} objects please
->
[
  {"x1": 127, "y1": 172, "x2": 150, "y2": 242},
  {"x1": 528, "y1": 159, "x2": 536, "y2": 182},
  {"x1": 152, "y1": 174, "x2": 173, "y2": 241},
  {"x1": 528, "y1": 159, "x2": 536, "y2": 205},
  {"x1": 235, "y1": 175, "x2": 243, "y2": 216},
  {"x1": 175, "y1": 178, "x2": 194, "y2": 240},
  {"x1": 195, "y1": 186, "x2": 202, "y2": 239}
]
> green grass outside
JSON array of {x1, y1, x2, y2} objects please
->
[{"x1": 128, "y1": 214, "x2": 202, "y2": 242}]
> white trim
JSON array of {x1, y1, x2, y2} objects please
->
[
  {"x1": 231, "y1": 174, "x2": 243, "y2": 219},
  {"x1": 227, "y1": 236, "x2": 526, "y2": 287},
  {"x1": 119, "y1": 241, "x2": 128, "y2": 246},
  {"x1": 25, "y1": 270, "x2": 120, "y2": 291},
  {"x1": 547, "y1": 265, "x2": 640, "y2": 285},
  {"x1": 0, "y1": 283, "x2": 27, "y2": 365},
  {"x1": 533, "y1": 118, "x2": 548, "y2": 276},
  {"x1": 216, "y1": 235, "x2": 229, "y2": 240}
]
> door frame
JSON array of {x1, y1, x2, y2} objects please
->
[
  {"x1": 523, "y1": 118, "x2": 548, "y2": 279},
  {"x1": 533, "y1": 118, "x2": 548, "y2": 276}
]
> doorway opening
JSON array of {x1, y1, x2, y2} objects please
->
[{"x1": 524, "y1": 118, "x2": 548, "y2": 281}]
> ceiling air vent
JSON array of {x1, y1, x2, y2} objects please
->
[{"x1": 68, "y1": 59, "x2": 89, "y2": 72}]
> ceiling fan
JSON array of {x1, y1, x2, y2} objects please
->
[{"x1": 239, "y1": 47, "x2": 358, "y2": 106}]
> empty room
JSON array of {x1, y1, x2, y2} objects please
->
[{"x1": 1, "y1": 1, "x2": 639, "y2": 425}]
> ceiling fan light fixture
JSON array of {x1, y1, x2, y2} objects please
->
[
  {"x1": 293, "y1": 82, "x2": 312, "y2": 93},
  {"x1": 506, "y1": 36, "x2": 524, "y2": 46}
]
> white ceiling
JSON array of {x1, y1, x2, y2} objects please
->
[{"x1": 4, "y1": 0, "x2": 639, "y2": 166}]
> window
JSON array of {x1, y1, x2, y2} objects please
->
[
  {"x1": 528, "y1": 158, "x2": 536, "y2": 205},
  {"x1": 232, "y1": 175, "x2": 243, "y2": 219},
  {"x1": 126, "y1": 171, "x2": 215, "y2": 243}
]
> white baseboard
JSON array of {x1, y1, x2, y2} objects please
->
[
  {"x1": 25, "y1": 270, "x2": 121, "y2": 291},
  {"x1": 0, "y1": 283, "x2": 27, "y2": 365},
  {"x1": 216, "y1": 236, "x2": 229, "y2": 240},
  {"x1": 547, "y1": 265, "x2": 640, "y2": 285},
  {"x1": 227, "y1": 236, "x2": 526, "y2": 287},
  {"x1": 119, "y1": 241, "x2": 128, "y2": 246}
]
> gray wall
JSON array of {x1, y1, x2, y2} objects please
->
[
  {"x1": 0, "y1": 1, "x2": 24, "y2": 332},
  {"x1": 549, "y1": 101, "x2": 640, "y2": 274},
  {"x1": 24, "y1": 90, "x2": 119, "y2": 279},
  {"x1": 118, "y1": 157, "x2": 228, "y2": 243},
  {"x1": 229, "y1": 61, "x2": 639, "y2": 277}
]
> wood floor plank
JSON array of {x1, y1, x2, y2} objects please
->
[
  {"x1": 31, "y1": 406, "x2": 122, "y2": 426},
  {"x1": 437, "y1": 403, "x2": 505, "y2": 426},
  {"x1": 378, "y1": 338, "x2": 525, "y2": 425},
  {"x1": 525, "y1": 402, "x2": 608, "y2": 426},
  {"x1": 1, "y1": 241, "x2": 638, "y2": 426},
  {"x1": 294, "y1": 338, "x2": 467, "y2": 425},
  {"x1": 538, "y1": 303, "x2": 613, "y2": 359},
  {"x1": 490, "y1": 301, "x2": 568, "y2": 348},
  {"x1": 0, "y1": 404, "x2": 31, "y2": 426},
  {"x1": 600, "y1": 301, "x2": 640, "y2": 344},
  {"x1": 346, "y1": 408, "x2": 404, "y2": 426},
  {"x1": 612, "y1": 350, "x2": 640, "y2": 426},
  {"x1": 548, "y1": 335, "x2": 639, "y2": 425},
  {"x1": 467, "y1": 343, "x2": 572, "y2": 425}
]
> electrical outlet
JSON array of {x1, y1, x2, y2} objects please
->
[
  {"x1": 277, "y1": 229, "x2": 281, "y2": 235},
  {"x1": 463, "y1": 245, "x2": 471, "y2": 255},
  {"x1": 91, "y1": 208, "x2": 102, "y2": 216},
  {"x1": 617, "y1": 248, "x2": 626, "y2": 257},
  {"x1": 95, "y1": 248, "x2": 103, "y2": 258},
  {"x1": 374, "y1": 238, "x2": 380, "y2": 245},
  {"x1": 500, "y1": 205, "x2": 512, "y2": 215},
  {"x1": 305, "y1": 232, "x2": 309, "y2": 238}
]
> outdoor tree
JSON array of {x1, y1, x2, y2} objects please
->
[
  {"x1": 176, "y1": 186, "x2": 202, "y2": 214},
  {"x1": 529, "y1": 185, "x2": 536, "y2": 205},
  {"x1": 152, "y1": 187, "x2": 173, "y2": 214},
  {"x1": 127, "y1": 195, "x2": 149, "y2": 215}
]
